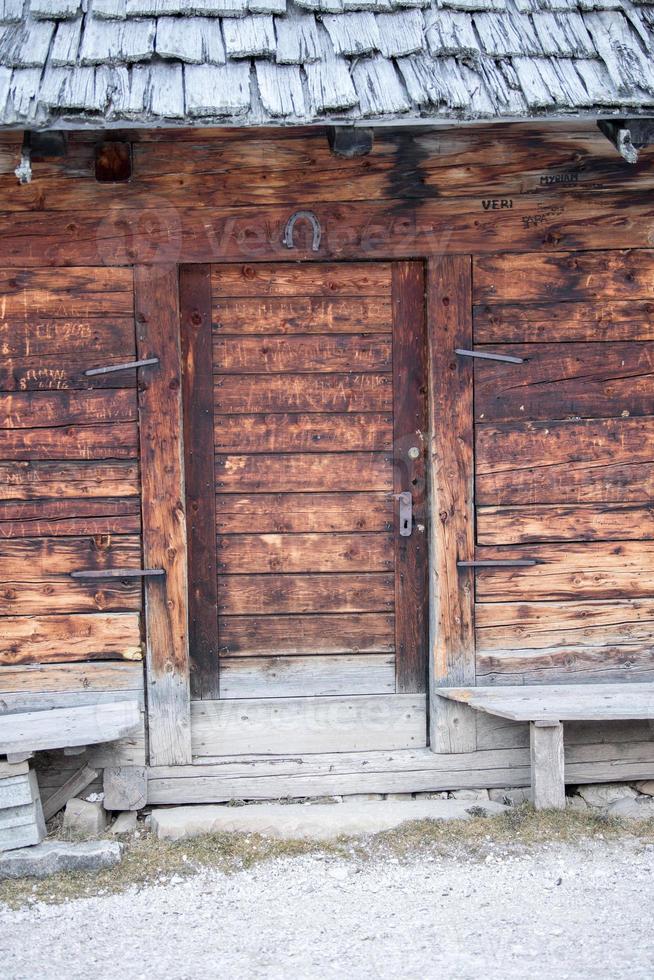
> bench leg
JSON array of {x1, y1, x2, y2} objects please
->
[{"x1": 530, "y1": 721, "x2": 565, "y2": 810}]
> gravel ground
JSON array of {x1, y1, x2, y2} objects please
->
[{"x1": 2, "y1": 840, "x2": 653, "y2": 979}]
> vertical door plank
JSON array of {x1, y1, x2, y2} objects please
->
[
  {"x1": 180, "y1": 265, "x2": 220, "y2": 700},
  {"x1": 427, "y1": 256, "x2": 477, "y2": 752},
  {"x1": 135, "y1": 265, "x2": 192, "y2": 765},
  {"x1": 392, "y1": 261, "x2": 428, "y2": 693}
]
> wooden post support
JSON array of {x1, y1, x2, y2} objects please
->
[
  {"x1": 103, "y1": 766, "x2": 148, "y2": 811},
  {"x1": 530, "y1": 721, "x2": 566, "y2": 810},
  {"x1": 135, "y1": 265, "x2": 192, "y2": 766},
  {"x1": 427, "y1": 256, "x2": 477, "y2": 754}
]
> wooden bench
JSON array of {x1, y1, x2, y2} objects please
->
[
  {"x1": 0, "y1": 701, "x2": 141, "y2": 850},
  {"x1": 0, "y1": 700, "x2": 142, "y2": 760},
  {"x1": 436, "y1": 684, "x2": 654, "y2": 810}
]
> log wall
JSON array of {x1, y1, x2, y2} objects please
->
[
  {"x1": 0, "y1": 120, "x2": 652, "y2": 785},
  {"x1": 473, "y1": 249, "x2": 654, "y2": 685},
  {"x1": 0, "y1": 267, "x2": 143, "y2": 668}
]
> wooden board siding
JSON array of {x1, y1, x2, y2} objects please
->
[
  {"x1": 473, "y1": 249, "x2": 654, "y2": 685},
  {"x1": 0, "y1": 123, "x2": 653, "y2": 790},
  {"x1": 179, "y1": 260, "x2": 428, "y2": 702},
  {"x1": 3, "y1": 126, "x2": 654, "y2": 268},
  {"x1": 0, "y1": 268, "x2": 143, "y2": 667}
]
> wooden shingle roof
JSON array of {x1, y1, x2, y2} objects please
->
[{"x1": 1, "y1": 0, "x2": 653, "y2": 126}]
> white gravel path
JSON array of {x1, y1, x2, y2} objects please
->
[{"x1": 2, "y1": 840, "x2": 653, "y2": 980}]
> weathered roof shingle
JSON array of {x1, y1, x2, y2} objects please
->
[{"x1": 0, "y1": 0, "x2": 653, "y2": 126}]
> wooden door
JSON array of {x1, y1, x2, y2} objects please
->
[{"x1": 181, "y1": 262, "x2": 428, "y2": 701}]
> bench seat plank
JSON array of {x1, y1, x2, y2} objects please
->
[
  {"x1": 435, "y1": 684, "x2": 654, "y2": 723},
  {"x1": 0, "y1": 700, "x2": 141, "y2": 756}
]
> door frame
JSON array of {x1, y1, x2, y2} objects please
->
[
  {"x1": 179, "y1": 259, "x2": 431, "y2": 700},
  {"x1": 137, "y1": 255, "x2": 478, "y2": 765}
]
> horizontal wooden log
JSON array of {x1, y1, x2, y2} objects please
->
[
  {"x1": 218, "y1": 612, "x2": 395, "y2": 656},
  {"x1": 0, "y1": 317, "x2": 135, "y2": 357},
  {"x1": 0, "y1": 579, "x2": 142, "y2": 615},
  {"x1": 0, "y1": 700, "x2": 142, "y2": 756},
  {"x1": 216, "y1": 492, "x2": 392, "y2": 534},
  {"x1": 475, "y1": 598, "x2": 654, "y2": 651},
  {"x1": 474, "y1": 542, "x2": 654, "y2": 601},
  {"x1": 214, "y1": 373, "x2": 393, "y2": 414},
  {"x1": 0, "y1": 389, "x2": 137, "y2": 429},
  {"x1": 190, "y1": 694, "x2": 426, "y2": 756},
  {"x1": 476, "y1": 595, "x2": 654, "y2": 684},
  {"x1": 476, "y1": 647, "x2": 654, "y2": 685},
  {"x1": 0, "y1": 613, "x2": 142, "y2": 666},
  {"x1": 12, "y1": 122, "x2": 652, "y2": 205},
  {"x1": 129, "y1": 126, "x2": 654, "y2": 198},
  {"x1": 218, "y1": 572, "x2": 394, "y2": 615},
  {"x1": 0, "y1": 461, "x2": 140, "y2": 501},
  {"x1": 0, "y1": 268, "x2": 133, "y2": 316},
  {"x1": 473, "y1": 300, "x2": 654, "y2": 344},
  {"x1": 213, "y1": 297, "x2": 391, "y2": 335},
  {"x1": 478, "y1": 501, "x2": 654, "y2": 545},
  {"x1": 214, "y1": 413, "x2": 392, "y2": 453},
  {"x1": 219, "y1": 654, "x2": 396, "y2": 699},
  {"x1": 17, "y1": 127, "x2": 654, "y2": 213},
  {"x1": 476, "y1": 416, "x2": 654, "y2": 505},
  {"x1": 216, "y1": 532, "x2": 394, "y2": 574},
  {"x1": 0, "y1": 535, "x2": 142, "y2": 581},
  {"x1": 213, "y1": 335, "x2": 392, "y2": 374},
  {"x1": 0, "y1": 422, "x2": 139, "y2": 461},
  {"x1": 146, "y1": 741, "x2": 654, "y2": 802},
  {"x1": 477, "y1": 503, "x2": 654, "y2": 544},
  {"x1": 0, "y1": 497, "x2": 141, "y2": 538},
  {"x1": 2, "y1": 191, "x2": 654, "y2": 268},
  {"x1": 212, "y1": 263, "x2": 392, "y2": 297},
  {"x1": 0, "y1": 661, "x2": 144, "y2": 695},
  {"x1": 215, "y1": 453, "x2": 392, "y2": 493},
  {"x1": 474, "y1": 342, "x2": 654, "y2": 422},
  {"x1": 0, "y1": 355, "x2": 139, "y2": 391},
  {"x1": 474, "y1": 249, "x2": 654, "y2": 304}
]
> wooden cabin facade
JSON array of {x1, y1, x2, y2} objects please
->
[{"x1": 1, "y1": 0, "x2": 654, "y2": 809}]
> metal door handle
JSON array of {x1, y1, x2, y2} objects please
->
[{"x1": 388, "y1": 491, "x2": 412, "y2": 537}]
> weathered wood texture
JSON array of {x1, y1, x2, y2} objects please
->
[
  {"x1": 530, "y1": 722, "x2": 566, "y2": 810},
  {"x1": 208, "y1": 261, "x2": 428, "y2": 702},
  {"x1": 4, "y1": 126, "x2": 654, "y2": 268},
  {"x1": 0, "y1": 268, "x2": 142, "y2": 668},
  {"x1": 145, "y1": 731, "x2": 654, "y2": 803},
  {"x1": 392, "y1": 262, "x2": 428, "y2": 693},
  {"x1": 180, "y1": 264, "x2": 220, "y2": 700},
  {"x1": 191, "y1": 694, "x2": 426, "y2": 757},
  {"x1": 473, "y1": 249, "x2": 654, "y2": 685},
  {"x1": 135, "y1": 265, "x2": 191, "y2": 765},
  {"x1": 428, "y1": 256, "x2": 476, "y2": 751}
]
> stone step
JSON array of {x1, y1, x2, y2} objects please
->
[{"x1": 151, "y1": 798, "x2": 508, "y2": 842}]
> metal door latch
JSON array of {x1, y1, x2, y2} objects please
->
[{"x1": 388, "y1": 491, "x2": 413, "y2": 537}]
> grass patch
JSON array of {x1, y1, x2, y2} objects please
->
[{"x1": 2, "y1": 807, "x2": 653, "y2": 910}]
